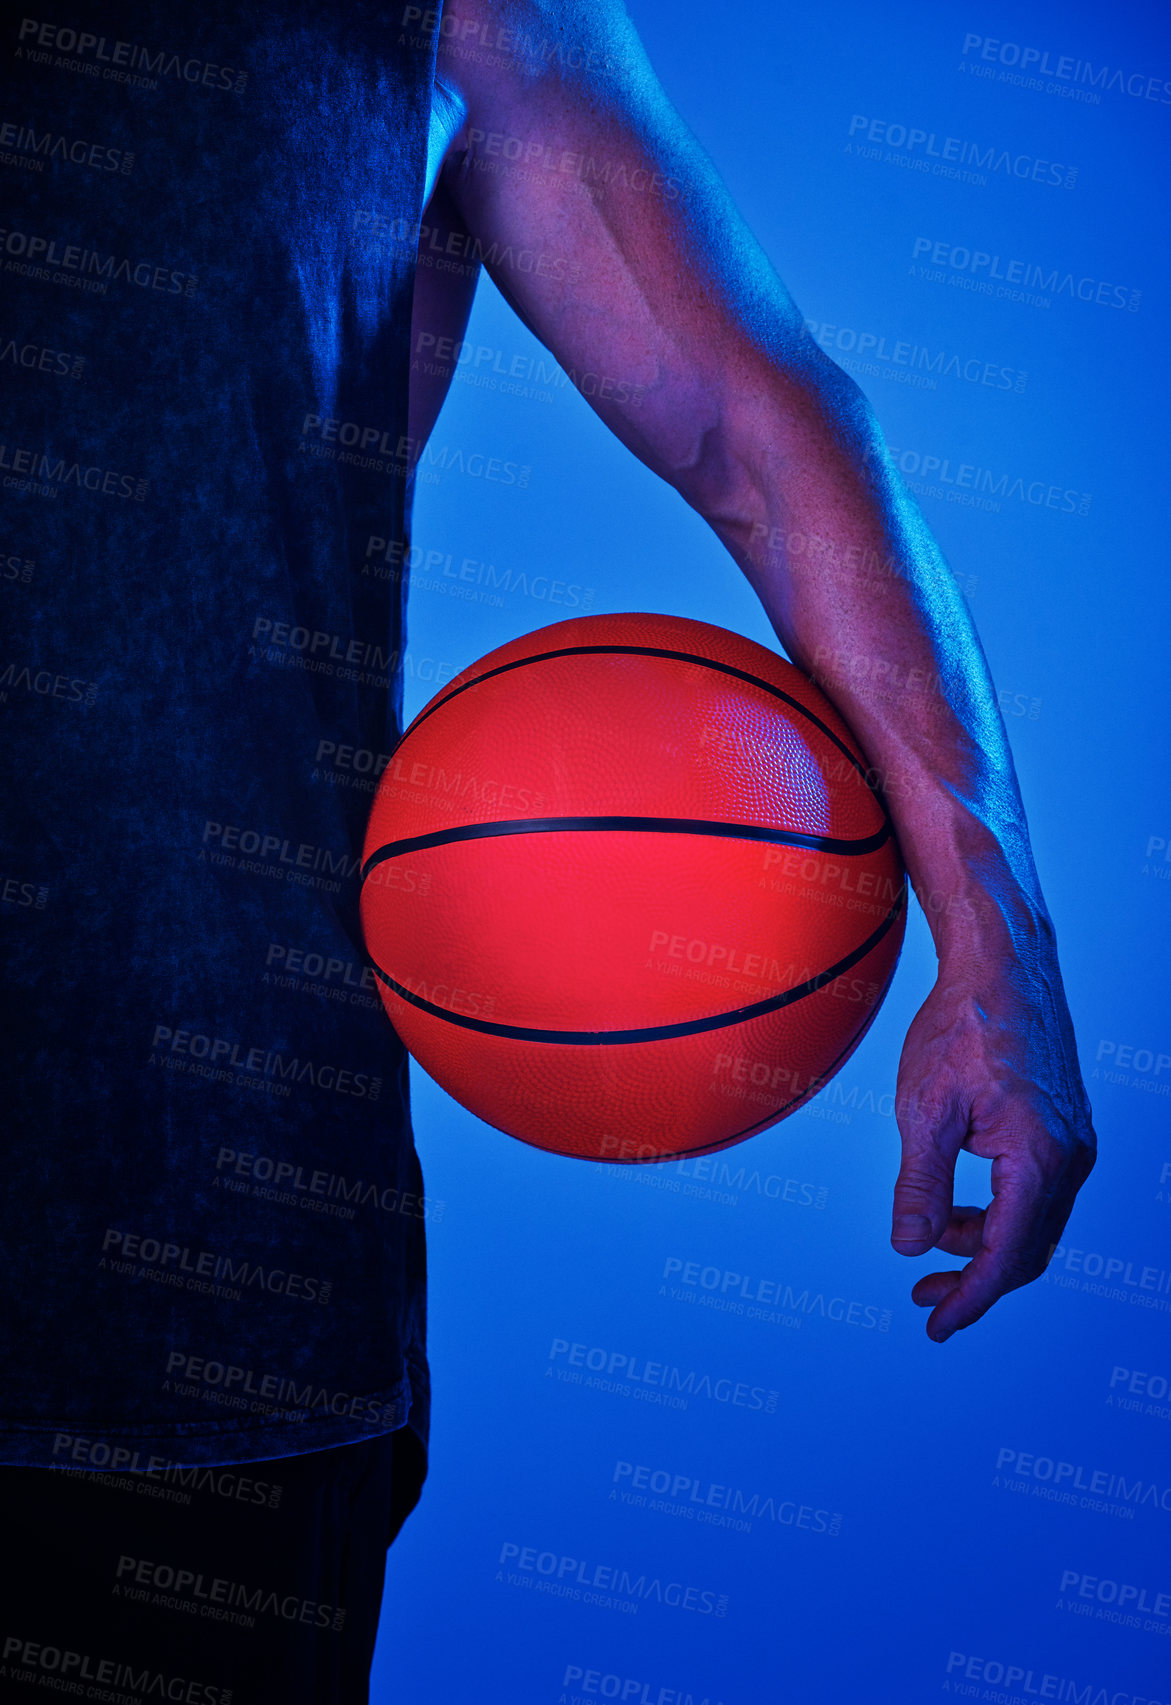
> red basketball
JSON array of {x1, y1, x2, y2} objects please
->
[{"x1": 360, "y1": 613, "x2": 905, "y2": 1162}]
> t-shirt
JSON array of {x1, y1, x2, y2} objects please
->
[{"x1": 0, "y1": 0, "x2": 440, "y2": 1467}]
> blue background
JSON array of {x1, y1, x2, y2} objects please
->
[{"x1": 374, "y1": 2, "x2": 1171, "y2": 1700}]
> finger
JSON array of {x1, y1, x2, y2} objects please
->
[
  {"x1": 934, "y1": 1206, "x2": 986, "y2": 1258},
  {"x1": 890, "y1": 1097, "x2": 968, "y2": 1256},
  {"x1": 911, "y1": 1270, "x2": 962, "y2": 1308},
  {"x1": 905, "y1": 1214, "x2": 985, "y2": 1294},
  {"x1": 921, "y1": 1155, "x2": 1046, "y2": 1341},
  {"x1": 922, "y1": 1251, "x2": 1005, "y2": 1340}
]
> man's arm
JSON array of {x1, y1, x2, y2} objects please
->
[{"x1": 432, "y1": 0, "x2": 1095, "y2": 1338}]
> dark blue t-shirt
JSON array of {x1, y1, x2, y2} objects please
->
[{"x1": 1, "y1": 0, "x2": 439, "y2": 1466}]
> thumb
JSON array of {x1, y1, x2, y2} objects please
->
[{"x1": 891, "y1": 1095, "x2": 968, "y2": 1257}]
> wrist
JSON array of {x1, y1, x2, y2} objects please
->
[
  {"x1": 897, "y1": 810, "x2": 1051, "y2": 970},
  {"x1": 925, "y1": 876, "x2": 1055, "y2": 980}
]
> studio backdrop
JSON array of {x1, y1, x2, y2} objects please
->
[{"x1": 372, "y1": 1, "x2": 1171, "y2": 1701}]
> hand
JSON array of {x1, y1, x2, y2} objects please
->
[{"x1": 888, "y1": 949, "x2": 1096, "y2": 1341}]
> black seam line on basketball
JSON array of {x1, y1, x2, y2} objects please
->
[
  {"x1": 603, "y1": 998, "x2": 892, "y2": 1164},
  {"x1": 716, "y1": 962, "x2": 899, "y2": 1140},
  {"x1": 368, "y1": 886, "x2": 905, "y2": 1046},
  {"x1": 723, "y1": 1004, "x2": 886, "y2": 1134},
  {"x1": 588, "y1": 956, "x2": 902, "y2": 1164},
  {"x1": 648, "y1": 1044, "x2": 867, "y2": 1159},
  {"x1": 359, "y1": 814, "x2": 891, "y2": 881},
  {"x1": 403, "y1": 643, "x2": 885, "y2": 805}
]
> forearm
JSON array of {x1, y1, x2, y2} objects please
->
[{"x1": 678, "y1": 358, "x2": 1052, "y2": 967}]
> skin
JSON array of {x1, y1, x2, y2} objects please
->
[{"x1": 406, "y1": 0, "x2": 1096, "y2": 1340}]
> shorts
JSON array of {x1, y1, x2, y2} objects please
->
[{"x1": 0, "y1": 1425, "x2": 427, "y2": 1703}]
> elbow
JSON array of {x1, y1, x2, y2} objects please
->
[{"x1": 674, "y1": 353, "x2": 886, "y2": 541}]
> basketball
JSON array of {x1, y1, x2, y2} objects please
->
[{"x1": 359, "y1": 613, "x2": 905, "y2": 1162}]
